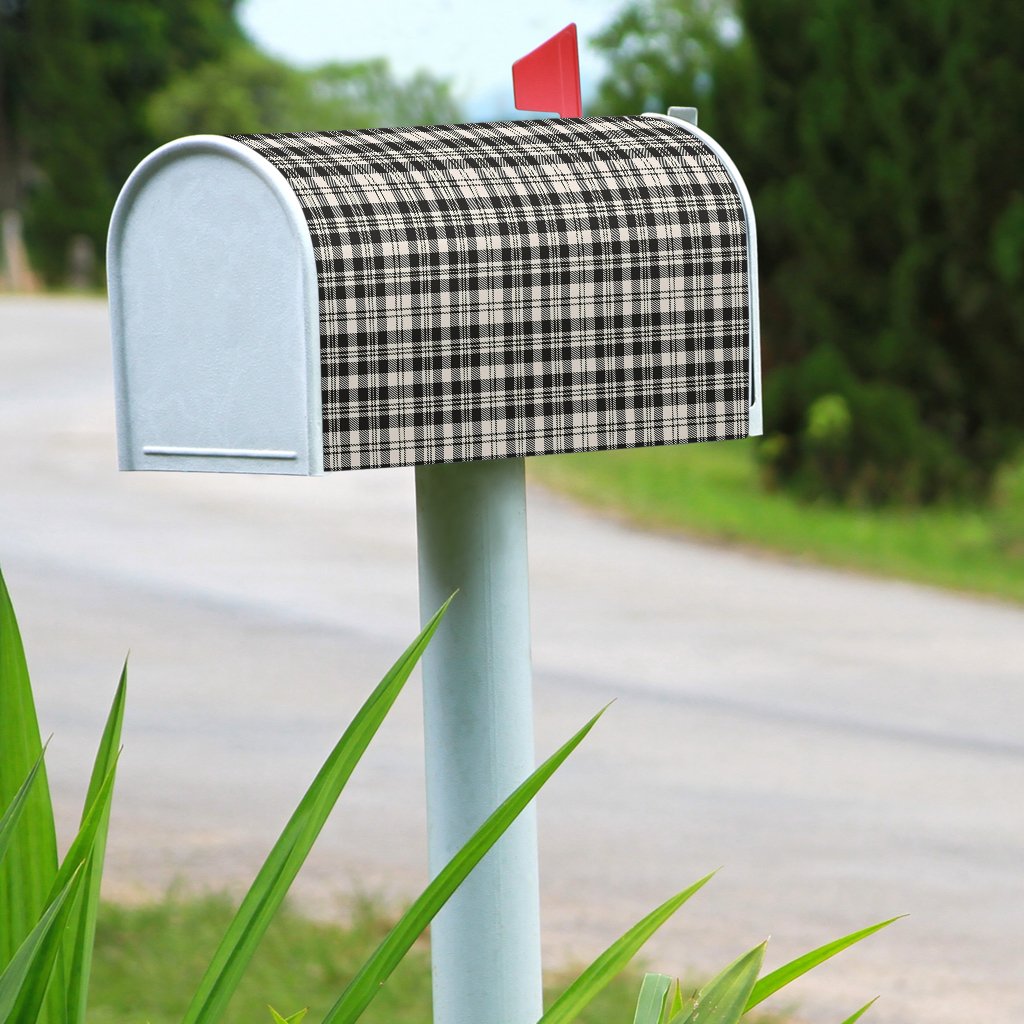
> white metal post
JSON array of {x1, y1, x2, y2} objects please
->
[{"x1": 415, "y1": 457, "x2": 543, "y2": 1024}]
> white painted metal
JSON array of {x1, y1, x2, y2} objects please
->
[
  {"x1": 109, "y1": 123, "x2": 757, "y2": 474},
  {"x1": 141, "y1": 446, "x2": 298, "y2": 460},
  {"x1": 415, "y1": 458, "x2": 542, "y2": 1024},
  {"x1": 107, "y1": 136, "x2": 322, "y2": 475},
  {"x1": 646, "y1": 111, "x2": 763, "y2": 437},
  {"x1": 105, "y1": 112, "x2": 758, "y2": 1024},
  {"x1": 666, "y1": 105, "x2": 699, "y2": 125}
]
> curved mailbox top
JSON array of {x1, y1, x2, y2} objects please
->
[{"x1": 109, "y1": 115, "x2": 759, "y2": 475}]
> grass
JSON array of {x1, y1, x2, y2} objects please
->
[
  {"x1": 86, "y1": 895, "x2": 646, "y2": 1024},
  {"x1": 529, "y1": 439, "x2": 1024, "y2": 604}
]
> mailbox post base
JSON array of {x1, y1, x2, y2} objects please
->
[{"x1": 415, "y1": 457, "x2": 543, "y2": 1024}]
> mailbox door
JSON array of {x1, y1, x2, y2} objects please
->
[{"x1": 108, "y1": 137, "x2": 322, "y2": 475}]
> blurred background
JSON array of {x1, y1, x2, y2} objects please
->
[
  {"x1": 2, "y1": 0, "x2": 1023, "y2": 585},
  {"x1": 1, "y1": 3, "x2": 1023, "y2": 1023}
]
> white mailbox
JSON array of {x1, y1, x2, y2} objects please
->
[
  {"x1": 108, "y1": 114, "x2": 759, "y2": 476},
  {"x1": 106, "y1": 79, "x2": 766, "y2": 1024}
]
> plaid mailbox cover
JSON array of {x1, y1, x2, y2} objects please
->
[{"x1": 234, "y1": 116, "x2": 754, "y2": 472}]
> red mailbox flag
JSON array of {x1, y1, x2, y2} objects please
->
[{"x1": 512, "y1": 24, "x2": 582, "y2": 118}]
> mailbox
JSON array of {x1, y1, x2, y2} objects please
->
[{"x1": 108, "y1": 114, "x2": 760, "y2": 475}]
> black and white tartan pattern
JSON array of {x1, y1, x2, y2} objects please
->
[{"x1": 234, "y1": 116, "x2": 750, "y2": 471}]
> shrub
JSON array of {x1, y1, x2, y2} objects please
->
[{"x1": 0, "y1": 567, "x2": 897, "y2": 1023}]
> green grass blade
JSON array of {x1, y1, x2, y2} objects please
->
[
  {"x1": 321, "y1": 708, "x2": 607, "y2": 1024},
  {"x1": 745, "y1": 918, "x2": 902, "y2": 1012},
  {"x1": 48, "y1": 762, "x2": 118, "y2": 904},
  {"x1": 66, "y1": 663, "x2": 127, "y2": 1024},
  {"x1": 0, "y1": 750, "x2": 46, "y2": 869},
  {"x1": 0, "y1": 867, "x2": 84, "y2": 1024},
  {"x1": 667, "y1": 980, "x2": 684, "y2": 1021},
  {"x1": 0, "y1": 567, "x2": 59, "y2": 989},
  {"x1": 839, "y1": 998, "x2": 878, "y2": 1024},
  {"x1": 633, "y1": 974, "x2": 672, "y2": 1024},
  {"x1": 182, "y1": 598, "x2": 453, "y2": 1024},
  {"x1": 540, "y1": 873, "x2": 715, "y2": 1024},
  {"x1": 13, "y1": 762, "x2": 118, "y2": 1023},
  {"x1": 269, "y1": 1009, "x2": 308, "y2": 1024},
  {"x1": 670, "y1": 943, "x2": 765, "y2": 1024}
]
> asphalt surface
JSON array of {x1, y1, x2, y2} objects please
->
[{"x1": 1, "y1": 296, "x2": 1022, "y2": 1022}]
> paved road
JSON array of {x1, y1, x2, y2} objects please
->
[{"x1": 1, "y1": 297, "x2": 1022, "y2": 1022}]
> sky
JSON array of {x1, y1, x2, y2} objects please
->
[{"x1": 239, "y1": 0, "x2": 627, "y2": 119}]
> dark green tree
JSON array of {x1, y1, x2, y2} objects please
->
[
  {"x1": 2, "y1": 0, "x2": 113, "y2": 283},
  {"x1": 1, "y1": 1, "x2": 461, "y2": 286},
  {"x1": 1, "y1": 0, "x2": 242, "y2": 284},
  {"x1": 594, "y1": 0, "x2": 1024, "y2": 503}
]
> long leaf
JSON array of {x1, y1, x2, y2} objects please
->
[
  {"x1": 745, "y1": 918, "x2": 902, "y2": 1012},
  {"x1": 182, "y1": 598, "x2": 453, "y2": 1024},
  {"x1": 633, "y1": 974, "x2": 671, "y2": 1024},
  {"x1": 540, "y1": 873, "x2": 715, "y2": 1024},
  {"x1": 0, "y1": 750, "x2": 46, "y2": 869},
  {"x1": 48, "y1": 762, "x2": 119, "y2": 905},
  {"x1": 667, "y1": 980, "x2": 684, "y2": 1021},
  {"x1": 12, "y1": 762, "x2": 119, "y2": 1022},
  {"x1": 0, "y1": 568, "x2": 59, "y2": 1003},
  {"x1": 66, "y1": 663, "x2": 127, "y2": 1024},
  {"x1": 269, "y1": 1010, "x2": 308, "y2": 1024},
  {"x1": 670, "y1": 943, "x2": 765, "y2": 1024},
  {"x1": 321, "y1": 708, "x2": 607, "y2": 1024},
  {"x1": 839, "y1": 997, "x2": 878, "y2": 1023},
  {"x1": 0, "y1": 867, "x2": 84, "y2": 1024}
]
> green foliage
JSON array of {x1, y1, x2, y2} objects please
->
[
  {"x1": 991, "y1": 451, "x2": 1024, "y2": 557},
  {"x1": 66, "y1": 664, "x2": 126, "y2": 1024},
  {"x1": 631, "y1": 973, "x2": 671, "y2": 1024},
  {"x1": 673, "y1": 942, "x2": 765, "y2": 1023},
  {"x1": 593, "y1": 0, "x2": 1024, "y2": 504},
  {"x1": 530, "y1": 442, "x2": 1024, "y2": 602},
  {"x1": 0, "y1": 568, "x2": 58, "y2": 973},
  {"x1": 83, "y1": 895, "x2": 643, "y2": 1024},
  {"x1": 540, "y1": 876, "x2": 714, "y2": 1024},
  {"x1": 0, "y1": 750, "x2": 46, "y2": 867},
  {"x1": 619, "y1": 914, "x2": 897, "y2": 1024},
  {"x1": 1, "y1": 566, "x2": 899, "y2": 1023},
  {"x1": 269, "y1": 1007, "x2": 308, "y2": 1024},
  {"x1": 0, "y1": 566, "x2": 125, "y2": 1024},
  {"x1": 0, "y1": 1, "x2": 461, "y2": 286},
  {"x1": 145, "y1": 44, "x2": 313, "y2": 140},
  {"x1": 838, "y1": 1000, "x2": 878, "y2": 1024},
  {"x1": 745, "y1": 918, "x2": 901, "y2": 1012},
  {"x1": 0, "y1": 570, "x2": 625, "y2": 1024},
  {"x1": 146, "y1": 45, "x2": 462, "y2": 140},
  {"x1": 321, "y1": 709, "x2": 603, "y2": 1024},
  {"x1": 545, "y1": 901, "x2": 896, "y2": 1024},
  {"x1": 0, "y1": 565, "x2": 63, "y2": 1024},
  {"x1": 1, "y1": 0, "x2": 243, "y2": 284},
  {"x1": 87, "y1": 896, "x2": 434, "y2": 1024},
  {"x1": 761, "y1": 346, "x2": 970, "y2": 504},
  {"x1": 180, "y1": 596, "x2": 453, "y2": 1024},
  {"x1": 86, "y1": 891, "x2": 892, "y2": 1024},
  {"x1": 0, "y1": 867, "x2": 86, "y2": 1024}
]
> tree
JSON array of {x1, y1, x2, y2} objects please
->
[
  {"x1": 593, "y1": 0, "x2": 1024, "y2": 503},
  {"x1": 146, "y1": 47, "x2": 463, "y2": 140},
  {"x1": 1, "y1": 1, "x2": 461, "y2": 286},
  {"x1": 1, "y1": 0, "x2": 242, "y2": 284}
]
